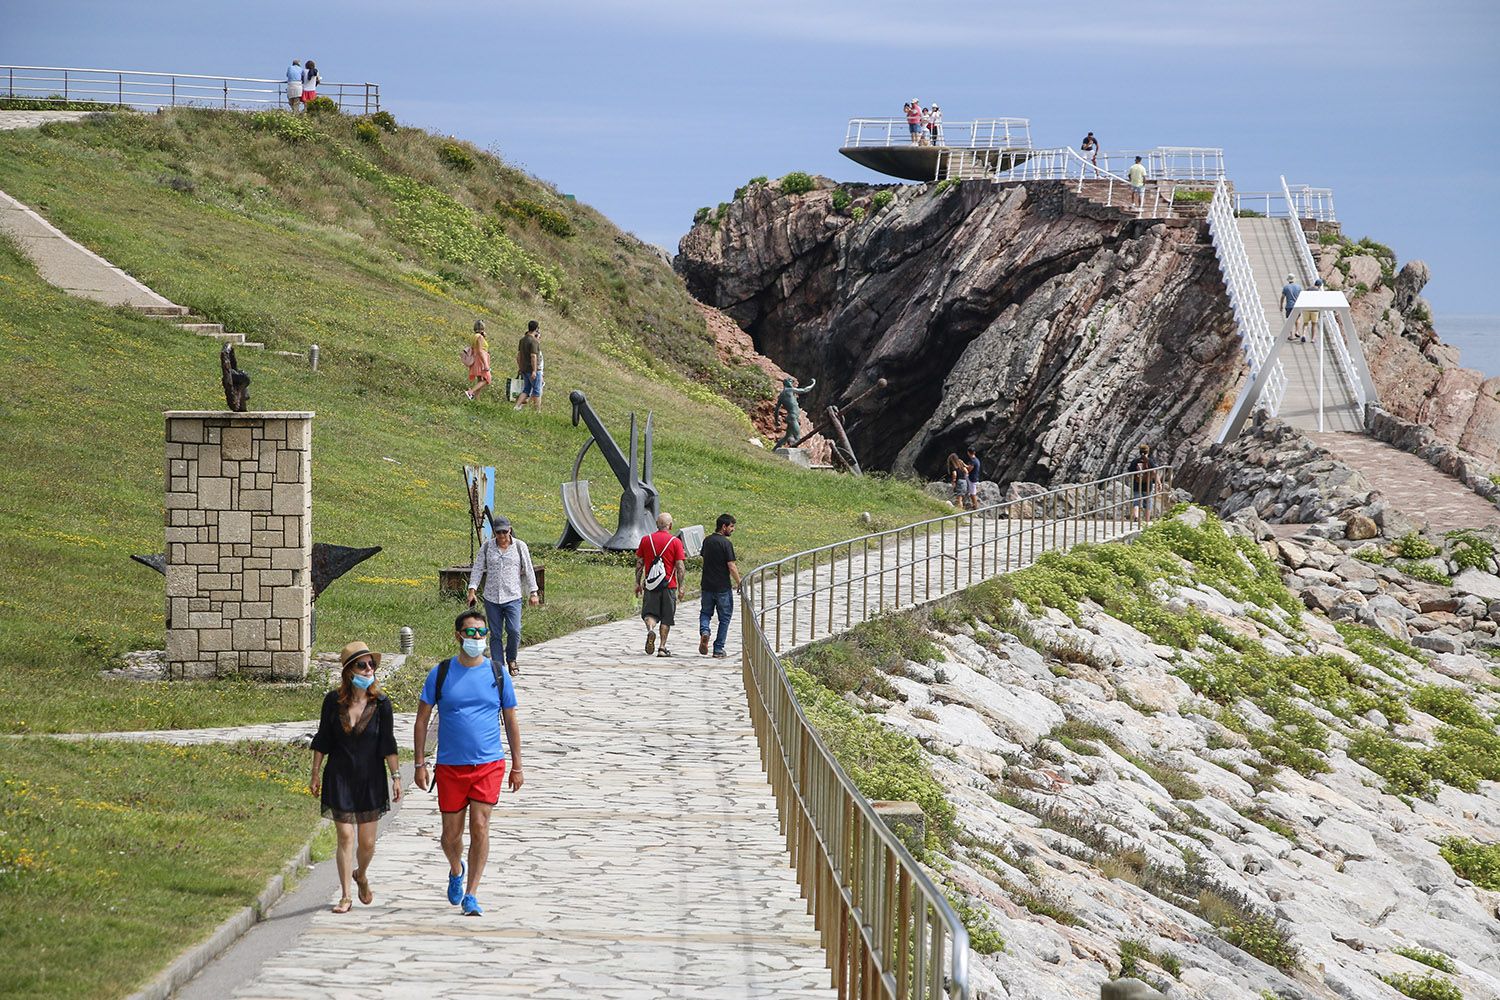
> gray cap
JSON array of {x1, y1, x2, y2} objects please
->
[{"x1": 489, "y1": 515, "x2": 511, "y2": 533}]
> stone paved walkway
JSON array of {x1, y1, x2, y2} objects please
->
[
  {"x1": 1312, "y1": 432, "x2": 1500, "y2": 533},
  {"x1": 0, "y1": 109, "x2": 97, "y2": 131},
  {"x1": 229, "y1": 616, "x2": 838, "y2": 999}
]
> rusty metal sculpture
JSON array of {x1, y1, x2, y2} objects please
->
[{"x1": 221, "y1": 343, "x2": 250, "y2": 412}]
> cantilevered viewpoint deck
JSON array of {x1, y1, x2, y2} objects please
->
[{"x1": 839, "y1": 116, "x2": 1032, "y2": 181}]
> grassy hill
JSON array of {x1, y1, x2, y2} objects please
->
[{"x1": 0, "y1": 108, "x2": 944, "y2": 733}]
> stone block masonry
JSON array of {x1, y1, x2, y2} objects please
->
[{"x1": 164, "y1": 411, "x2": 314, "y2": 681}]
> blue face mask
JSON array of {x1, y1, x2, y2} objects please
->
[
  {"x1": 461, "y1": 638, "x2": 486, "y2": 658},
  {"x1": 351, "y1": 673, "x2": 375, "y2": 690}
]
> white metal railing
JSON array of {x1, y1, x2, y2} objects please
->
[
  {"x1": 1232, "y1": 184, "x2": 1336, "y2": 222},
  {"x1": 994, "y1": 146, "x2": 1177, "y2": 217},
  {"x1": 843, "y1": 117, "x2": 1032, "y2": 150},
  {"x1": 0, "y1": 65, "x2": 380, "y2": 114},
  {"x1": 740, "y1": 468, "x2": 1173, "y2": 1000},
  {"x1": 1077, "y1": 146, "x2": 1225, "y2": 181},
  {"x1": 1209, "y1": 178, "x2": 1286, "y2": 432}
]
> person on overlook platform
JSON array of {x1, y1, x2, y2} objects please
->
[
  {"x1": 466, "y1": 514, "x2": 539, "y2": 677},
  {"x1": 1127, "y1": 155, "x2": 1148, "y2": 211},
  {"x1": 284, "y1": 59, "x2": 303, "y2": 112},
  {"x1": 698, "y1": 513, "x2": 741, "y2": 659},
  {"x1": 515, "y1": 320, "x2": 542, "y2": 412},
  {"x1": 413, "y1": 610, "x2": 524, "y2": 918},
  {"x1": 309, "y1": 641, "x2": 401, "y2": 914},
  {"x1": 928, "y1": 104, "x2": 943, "y2": 145},
  {"x1": 1128, "y1": 443, "x2": 1158, "y2": 523},
  {"x1": 1080, "y1": 131, "x2": 1099, "y2": 167},
  {"x1": 1281, "y1": 274, "x2": 1304, "y2": 342},
  {"x1": 464, "y1": 319, "x2": 492, "y2": 401},
  {"x1": 636, "y1": 512, "x2": 687, "y2": 657},
  {"x1": 906, "y1": 99, "x2": 924, "y2": 145},
  {"x1": 301, "y1": 60, "x2": 321, "y2": 104}
]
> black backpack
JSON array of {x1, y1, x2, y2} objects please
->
[{"x1": 431, "y1": 656, "x2": 505, "y2": 708}]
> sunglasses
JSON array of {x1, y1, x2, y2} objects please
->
[
  {"x1": 349, "y1": 658, "x2": 375, "y2": 672},
  {"x1": 460, "y1": 627, "x2": 490, "y2": 638}
]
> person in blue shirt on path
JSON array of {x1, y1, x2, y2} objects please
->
[
  {"x1": 1281, "y1": 274, "x2": 1304, "y2": 341},
  {"x1": 963, "y1": 445, "x2": 982, "y2": 510},
  {"x1": 413, "y1": 609, "x2": 524, "y2": 917}
]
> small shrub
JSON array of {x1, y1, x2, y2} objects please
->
[
  {"x1": 1396, "y1": 559, "x2": 1451, "y2": 586},
  {"x1": 1439, "y1": 837, "x2": 1500, "y2": 890},
  {"x1": 871, "y1": 190, "x2": 894, "y2": 211},
  {"x1": 934, "y1": 177, "x2": 959, "y2": 195},
  {"x1": 355, "y1": 120, "x2": 381, "y2": 145},
  {"x1": 1354, "y1": 548, "x2": 1388, "y2": 565},
  {"x1": 950, "y1": 894, "x2": 1005, "y2": 954},
  {"x1": 438, "y1": 140, "x2": 476, "y2": 172},
  {"x1": 247, "y1": 110, "x2": 314, "y2": 143},
  {"x1": 1410, "y1": 685, "x2": 1487, "y2": 729},
  {"x1": 498, "y1": 198, "x2": 574, "y2": 238},
  {"x1": 1445, "y1": 529, "x2": 1495, "y2": 572},
  {"x1": 1394, "y1": 947, "x2": 1457, "y2": 974},
  {"x1": 304, "y1": 95, "x2": 339, "y2": 115},
  {"x1": 157, "y1": 173, "x2": 195, "y2": 195},
  {"x1": 367, "y1": 109, "x2": 398, "y2": 133},
  {"x1": 1118, "y1": 938, "x2": 1181, "y2": 990},
  {"x1": 1236, "y1": 208, "x2": 1265, "y2": 218},
  {"x1": 1395, "y1": 532, "x2": 1440, "y2": 560},
  {"x1": 1489, "y1": 473, "x2": 1500, "y2": 488},
  {"x1": 850, "y1": 206, "x2": 866, "y2": 222},
  {"x1": 831, "y1": 188, "x2": 852, "y2": 212},
  {"x1": 1381, "y1": 972, "x2": 1463, "y2": 1000},
  {"x1": 1173, "y1": 189, "x2": 1213, "y2": 203},
  {"x1": 779, "y1": 171, "x2": 816, "y2": 196},
  {"x1": 692, "y1": 206, "x2": 712, "y2": 225}
]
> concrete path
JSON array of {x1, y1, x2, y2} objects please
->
[
  {"x1": 0, "y1": 186, "x2": 179, "y2": 310},
  {"x1": 0, "y1": 110, "x2": 96, "y2": 131},
  {"x1": 1312, "y1": 432, "x2": 1500, "y2": 533}
]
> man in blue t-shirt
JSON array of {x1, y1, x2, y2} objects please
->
[
  {"x1": 413, "y1": 608, "x2": 523, "y2": 917},
  {"x1": 963, "y1": 446, "x2": 982, "y2": 511}
]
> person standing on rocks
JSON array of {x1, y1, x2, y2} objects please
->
[
  {"x1": 1127, "y1": 155, "x2": 1148, "y2": 210},
  {"x1": 636, "y1": 512, "x2": 687, "y2": 657},
  {"x1": 947, "y1": 453, "x2": 971, "y2": 508},
  {"x1": 309, "y1": 641, "x2": 401, "y2": 914},
  {"x1": 466, "y1": 514, "x2": 539, "y2": 677},
  {"x1": 464, "y1": 320, "x2": 492, "y2": 401},
  {"x1": 698, "y1": 514, "x2": 740, "y2": 659},
  {"x1": 284, "y1": 59, "x2": 304, "y2": 112},
  {"x1": 515, "y1": 320, "x2": 542, "y2": 412},
  {"x1": 1281, "y1": 274, "x2": 1304, "y2": 341},
  {"x1": 413, "y1": 609, "x2": 524, "y2": 918},
  {"x1": 1128, "y1": 444, "x2": 1158, "y2": 522}
]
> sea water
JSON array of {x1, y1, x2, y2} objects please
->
[{"x1": 1436, "y1": 315, "x2": 1499, "y2": 379}]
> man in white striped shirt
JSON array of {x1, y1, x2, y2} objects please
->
[{"x1": 466, "y1": 515, "x2": 539, "y2": 677}]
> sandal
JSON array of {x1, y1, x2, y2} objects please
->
[
  {"x1": 354, "y1": 869, "x2": 373, "y2": 905},
  {"x1": 333, "y1": 896, "x2": 353, "y2": 914}
]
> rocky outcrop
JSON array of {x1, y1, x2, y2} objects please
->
[
  {"x1": 1313, "y1": 238, "x2": 1500, "y2": 465},
  {"x1": 677, "y1": 178, "x2": 1246, "y2": 482}
]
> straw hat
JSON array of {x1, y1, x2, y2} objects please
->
[{"x1": 338, "y1": 641, "x2": 382, "y2": 670}]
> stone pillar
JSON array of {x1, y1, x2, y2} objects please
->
[{"x1": 164, "y1": 411, "x2": 314, "y2": 681}]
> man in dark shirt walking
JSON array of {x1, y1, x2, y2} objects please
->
[
  {"x1": 515, "y1": 320, "x2": 542, "y2": 412},
  {"x1": 698, "y1": 514, "x2": 740, "y2": 658}
]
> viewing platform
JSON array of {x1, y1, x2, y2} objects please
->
[{"x1": 839, "y1": 116, "x2": 1032, "y2": 181}]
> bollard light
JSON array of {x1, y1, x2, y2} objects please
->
[
  {"x1": 398, "y1": 626, "x2": 414, "y2": 654},
  {"x1": 309, "y1": 343, "x2": 320, "y2": 371}
]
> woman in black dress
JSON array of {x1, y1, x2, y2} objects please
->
[{"x1": 310, "y1": 641, "x2": 401, "y2": 913}]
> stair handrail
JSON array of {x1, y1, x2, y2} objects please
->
[
  {"x1": 1279, "y1": 175, "x2": 1369, "y2": 410},
  {"x1": 1209, "y1": 179, "x2": 1286, "y2": 432},
  {"x1": 996, "y1": 146, "x2": 1176, "y2": 217}
]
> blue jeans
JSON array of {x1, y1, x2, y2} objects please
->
[
  {"x1": 699, "y1": 589, "x2": 734, "y2": 655},
  {"x1": 483, "y1": 598, "x2": 522, "y2": 667}
]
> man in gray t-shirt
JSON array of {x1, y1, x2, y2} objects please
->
[{"x1": 1281, "y1": 275, "x2": 1303, "y2": 341}]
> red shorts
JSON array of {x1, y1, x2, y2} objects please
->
[{"x1": 435, "y1": 760, "x2": 505, "y2": 813}]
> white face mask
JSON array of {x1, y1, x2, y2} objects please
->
[{"x1": 461, "y1": 638, "x2": 486, "y2": 658}]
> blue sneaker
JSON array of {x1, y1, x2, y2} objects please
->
[
  {"x1": 461, "y1": 893, "x2": 483, "y2": 916},
  {"x1": 447, "y1": 864, "x2": 465, "y2": 906}
]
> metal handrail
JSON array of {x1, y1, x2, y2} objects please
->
[
  {"x1": 1209, "y1": 178, "x2": 1287, "y2": 436},
  {"x1": 843, "y1": 117, "x2": 1033, "y2": 150},
  {"x1": 1078, "y1": 146, "x2": 1225, "y2": 181},
  {"x1": 739, "y1": 467, "x2": 1173, "y2": 999},
  {"x1": 995, "y1": 146, "x2": 1177, "y2": 218},
  {"x1": 1, "y1": 64, "x2": 380, "y2": 114},
  {"x1": 1279, "y1": 175, "x2": 1364, "y2": 410},
  {"x1": 1232, "y1": 185, "x2": 1337, "y2": 223}
]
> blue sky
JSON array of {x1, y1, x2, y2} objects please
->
[{"x1": 5, "y1": 0, "x2": 1499, "y2": 315}]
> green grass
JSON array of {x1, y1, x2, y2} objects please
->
[
  {"x1": 0, "y1": 738, "x2": 319, "y2": 999},
  {"x1": 0, "y1": 109, "x2": 946, "y2": 733}
]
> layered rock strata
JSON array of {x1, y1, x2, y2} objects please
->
[{"x1": 677, "y1": 178, "x2": 1246, "y2": 482}]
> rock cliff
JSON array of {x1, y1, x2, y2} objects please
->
[{"x1": 677, "y1": 178, "x2": 1246, "y2": 482}]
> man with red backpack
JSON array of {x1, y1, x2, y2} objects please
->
[{"x1": 634, "y1": 512, "x2": 687, "y2": 657}]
